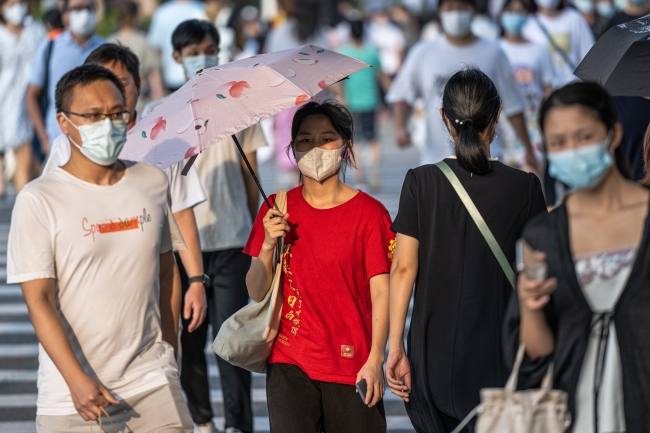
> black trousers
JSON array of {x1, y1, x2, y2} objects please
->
[
  {"x1": 266, "y1": 363, "x2": 387, "y2": 433},
  {"x1": 177, "y1": 249, "x2": 253, "y2": 432}
]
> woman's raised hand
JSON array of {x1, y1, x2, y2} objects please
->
[
  {"x1": 517, "y1": 252, "x2": 557, "y2": 311},
  {"x1": 261, "y1": 208, "x2": 290, "y2": 252}
]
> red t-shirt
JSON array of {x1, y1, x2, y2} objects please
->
[{"x1": 243, "y1": 186, "x2": 395, "y2": 385}]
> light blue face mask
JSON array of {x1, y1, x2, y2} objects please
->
[
  {"x1": 65, "y1": 115, "x2": 127, "y2": 166},
  {"x1": 501, "y1": 12, "x2": 528, "y2": 35},
  {"x1": 547, "y1": 134, "x2": 613, "y2": 190},
  {"x1": 596, "y1": 1, "x2": 615, "y2": 17},
  {"x1": 182, "y1": 54, "x2": 220, "y2": 78}
]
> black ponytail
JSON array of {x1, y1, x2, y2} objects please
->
[{"x1": 442, "y1": 68, "x2": 502, "y2": 174}]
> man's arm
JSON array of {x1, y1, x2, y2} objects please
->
[
  {"x1": 392, "y1": 101, "x2": 413, "y2": 148},
  {"x1": 26, "y1": 84, "x2": 49, "y2": 151},
  {"x1": 159, "y1": 251, "x2": 182, "y2": 356},
  {"x1": 507, "y1": 113, "x2": 539, "y2": 174},
  {"x1": 173, "y1": 208, "x2": 207, "y2": 333},
  {"x1": 21, "y1": 279, "x2": 118, "y2": 420},
  {"x1": 241, "y1": 151, "x2": 260, "y2": 222}
]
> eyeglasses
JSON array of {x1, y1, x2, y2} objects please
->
[{"x1": 65, "y1": 111, "x2": 131, "y2": 124}]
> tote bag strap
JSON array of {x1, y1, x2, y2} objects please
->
[{"x1": 435, "y1": 161, "x2": 516, "y2": 289}]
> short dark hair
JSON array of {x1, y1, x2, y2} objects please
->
[
  {"x1": 43, "y1": 8, "x2": 64, "y2": 30},
  {"x1": 84, "y1": 43, "x2": 141, "y2": 84},
  {"x1": 540, "y1": 82, "x2": 631, "y2": 180},
  {"x1": 438, "y1": 0, "x2": 478, "y2": 9},
  {"x1": 117, "y1": 1, "x2": 138, "y2": 27},
  {"x1": 350, "y1": 20, "x2": 364, "y2": 41},
  {"x1": 289, "y1": 100, "x2": 357, "y2": 176},
  {"x1": 55, "y1": 65, "x2": 126, "y2": 113},
  {"x1": 502, "y1": 0, "x2": 537, "y2": 13},
  {"x1": 172, "y1": 19, "x2": 220, "y2": 53},
  {"x1": 442, "y1": 68, "x2": 501, "y2": 174}
]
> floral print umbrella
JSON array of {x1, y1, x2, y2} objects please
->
[{"x1": 120, "y1": 44, "x2": 369, "y2": 171}]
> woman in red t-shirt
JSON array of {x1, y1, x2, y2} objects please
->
[{"x1": 244, "y1": 101, "x2": 395, "y2": 433}]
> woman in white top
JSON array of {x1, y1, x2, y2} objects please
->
[
  {"x1": 506, "y1": 82, "x2": 650, "y2": 433},
  {"x1": 0, "y1": 0, "x2": 45, "y2": 195},
  {"x1": 499, "y1": 0, "x2": 554, "y2": 168},
  {"x1": 522, "y1": 0, "x2": 594, "y2": 87}
]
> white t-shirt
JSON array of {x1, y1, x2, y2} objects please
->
[
  {"x1": 522, "y1": 8, "x2": 594, "y2": 87},
  {"x1": 366, "y1": 20, "x2": 406, "y2": 76},
  {"x1": 386, "y1": 37, "x2": 526, "y2": 165},
  {"x1": 498, "y1": 40, "x2": 555, "y2": 103},
  {"x1": 43, "y1": 133, "x2": 207, "y2": 214},
  {"x1": 147, "y1": 0, "x2": 207, "y2": 89},
  {"x1": 7, "y1": 162, "x2": 185, "y2": 415},
  {"x1": 143, "y1": 98, "x2": 268, "y2": 252}
]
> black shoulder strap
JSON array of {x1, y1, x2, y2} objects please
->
[{"x1": 534, "y1": 15, "x2": 576, "y2": 71}]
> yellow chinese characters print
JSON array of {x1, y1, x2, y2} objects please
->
[
  {"x1": 388, "y1": 238, "x2": 397, "y2": 260},
  {"x1": 282, "y1": 244, "x2": 303, "y2": 337}
]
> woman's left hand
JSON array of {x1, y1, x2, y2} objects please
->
[{"x1": 356, "y1": 356, "x2": 385, "y2": 408}]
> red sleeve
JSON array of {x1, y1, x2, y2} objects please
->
[
  {"x1": 364, "y1": 210, "x2": 396, "y2": 280},
  {"x1": 243, "y1": 194, "x2": 276, "y2": 257}
]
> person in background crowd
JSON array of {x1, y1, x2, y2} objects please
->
[
  {"x1": 43, "y1": 42, "x2": 209, "y2": 341},
  {"x1": 604, "y1": 0, "x2": 650, "y2": 31},
  {"x1": 595, "y1": 0, "x2": 615, "y2": 24},
  {"x1": 388, "y1": 0, "x2": 539, "y2": 172},
  {"x1": 265, "y1": 0, "x2": 328, "y2": 193},
  {"x1": 338, "y1": 19, "x2": 389, "y2": 191},
  {"x1": 147, "y1": 0, "x2": 206, "y2": 92},
  {"x1": 144, "y1": 19, "x2": 265, "y2": 433},
  {"x1": 25, "y1": 0, "x2": 104, "y2": 156},
  {"x1": 8, "y1": 64, "x2": 192, "y2": 433},
  {"x1": 390, "y1": 5, "x2": 421, "y2": 50},
  {"x1": 499, "y1": 0, "x2": 554, "y2": 169},
  {"x1": 506, "y1": 82, "x2": 648, "y2": 433},
  {"x1": 522, "y1": 0, "x2": 594, "y2": 86},
  {"x1": 572, "y1": 0, "x2": 605, "y2": 37},
  {"x1": 610, "y1": 96, "x2": 650, "y2": 182},
  {"x1": 110, "y1": 1, "x2": 164, "y2": 112},
  {"x1": 0, "y1": 0, "x2": 45, "y2": 195},
  {"x1": 210, "y1": 0, "x2": 236, "y2": 64},
  {"x1": 43, "y1": 7, "x2": 64, "y2": 39},
  {"x1": 387, "y1": 69, "x2": 547, "y2": 433},
  {"x1": 367, "y1": 7, "x2": 406, "y2": 81},
  {"x1": 245, "y1": 100, "x2": 394, "y2": 433}
]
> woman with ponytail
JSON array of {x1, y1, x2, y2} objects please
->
[{"x1": 386, "y1": 68, "x2": 547, "y2": 432}]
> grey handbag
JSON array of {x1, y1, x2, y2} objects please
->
[
  {"x1": 436, "y1": 161, "x2": 570, "y2": 433},
  {"x1": 451, "y1": 345, "x2": 570, "y2": 433},
  {"x1": 212, "y1": 190, "x2": 287, "y2": 374}
]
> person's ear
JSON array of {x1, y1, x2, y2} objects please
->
[
  {"x1": 610, "y1": 122, "x2": 623, "y2": 152},
  {"x1": 57, "y1": 112, "x2": 70, "y2": 136},
  {"x1": 440, "y1": 108, "x2": 454, "y2": 131},
  {"x1": 172, "y1": 51, "x2": 183, "y2": 65}
]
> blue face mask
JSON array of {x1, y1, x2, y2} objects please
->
[
  {"x1": 501, "y1": 12, "x2": 528, "y2": 35},
  {"x1": 596, "y1": 1, "x2": 615, "y2": 17},
  {"x1": 65, "y1": 115, "x2": 128, "y2": 166},
  {"x1": 547, "y1": 134, "x2": 613, "y2": 190},
  {"x1": 182, "y1": 54, "x2": 220, "y2": 78}
]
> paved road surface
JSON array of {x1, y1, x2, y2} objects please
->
[{"x1": 0, "y1": 129, "x2": 421, "y2": 432}]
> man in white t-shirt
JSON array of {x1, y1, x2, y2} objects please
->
[
  {"x1": 387, "y1": 0, "x2": 538, "y2": 171},
  {"x1": 43, "y1": 43, "x2": 209, "y2": 335},
  {"x1": 144, "y1": 20, "x2": 266, "y2": 433},
  {"x1": 147, "y1": 0, "x2": 207, "y2": 91},
  {"x1": 8, "y1": 64, "x2": 192, "y2": 432}
]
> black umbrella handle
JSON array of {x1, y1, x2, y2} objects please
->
[{"x1": 231, "y1": 134, "x2": 276, "y2": 211}]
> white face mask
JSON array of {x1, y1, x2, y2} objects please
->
[
  {"x1": 3, "y1": 2, "x2": 28, "y2": 26},
  {"x1": 294, "y1": 145, "x2": 346, "y2": 183},
  {"x1": 182, "y1": 54, "x2": 220, "y2": 78},
  {"x1": 68, "y1": 9, "x2": 96, "y2": 37},
  {"x1": 440, "y1": 11, "x2": 474, "y2": 38},
  {"x1": 65, "y1": 115, "x2": 127, "y2": 166}
]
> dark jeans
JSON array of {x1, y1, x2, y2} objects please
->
[
  {"x1": 266, "y1": 363, "x2": 387, "y2": 433},
  {"x1": 177, "y1": 249, "x2": 253, "y2": 432}
]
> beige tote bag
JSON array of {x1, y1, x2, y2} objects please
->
[
  {"x1": 451, "y1": 344, "x2": 571, "y2": 433},
  {"x1": 212, "y1": 191, "x2": 287, "y2": 374}
]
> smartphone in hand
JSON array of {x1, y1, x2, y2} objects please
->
[
  {"x1": 516, "y1": 239, "x2": 548, "y2": 281},
  {"x1": 356, "y1": 379, "x2": 367, "y2": 404}
]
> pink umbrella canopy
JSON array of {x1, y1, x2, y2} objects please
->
[{"x1": 120, "y1": 44, "x2": 370, "y2": 170}]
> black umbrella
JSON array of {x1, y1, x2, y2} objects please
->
[{"x1": 574, "y1": 14, "x2": 650, "y2": 96}]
